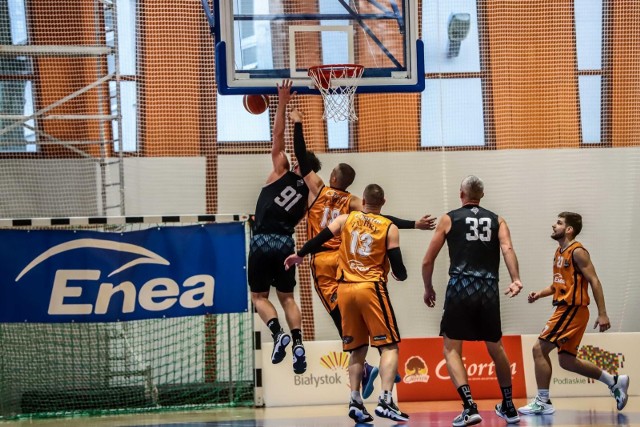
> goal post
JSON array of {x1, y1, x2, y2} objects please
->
[{"x1": 0, "y1": 214, "x2": 254, "y2": 419}]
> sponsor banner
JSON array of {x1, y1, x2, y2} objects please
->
[
  {"x1": 397, "y1": 336, "x2": 526, "y2": 401},
  {"x1": 0, "y1": 223, "x2": 247, "y2": 322},
  {"x1": 521, "y1": 332, "x2": 639, "y2": 397},
  {"x1": 262, "y1": 340, "x2": 395, "y2": 407}
]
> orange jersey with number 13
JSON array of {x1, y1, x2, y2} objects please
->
[
  {"x1": 307, "y1": 186, "x2": 352, "y2": 250},
  {"x1": 337, "y1": 211, "x2": 392, "y2": 283}
]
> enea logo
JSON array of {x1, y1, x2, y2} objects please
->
[
  {"x1": 578, "y1": 345, "x2": 625, "y2": 384},
  {"x1": 404, "y1": 356, "x2": 430, "y2": 384},
  {"x1": 15, "y1": 238, "x2": 214, "y2": 316}
]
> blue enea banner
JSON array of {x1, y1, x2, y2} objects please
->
[{"x1": 0, "y1": 223, "x2": 247, "y2": 322}]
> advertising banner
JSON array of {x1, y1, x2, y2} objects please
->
[
  {"x1": 262, "y1": 340, "x2": 395, "y2": 407},
  {"x1": 0, "y1": 223, "x2": 247, "y2": 322},
  {"x1": 397, "y1": 336, "x2": 527, "y2": 401},
  {"x1": 521, "y1": 332, "x2": 638, "y2": 397}
]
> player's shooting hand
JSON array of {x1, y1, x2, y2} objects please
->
[
  {"x1": 594, "y1": 314, "x2": 611, "y2": 332},
  {"x1": 289, "y1": 108, "x2": 303, "y2": 123},
  {"x1": 284, "y1": 254, "x2": 303, "y2": 271},
  {"x1": 527, "y1": 291, "x2": 540, "y2": 303},
  {"x1": 276, "y1": 79, "x2": 296, "y2": 105},
  {"x1": 415, "y1": 214, "x2": 436, "y2": 230},
  {"x1": 423, "y1": 287, "x2": 436, "y2": 308},
  {"x1": 504, "y1": 280, "x2": 522, "y2": 298}
]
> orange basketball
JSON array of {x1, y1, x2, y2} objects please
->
[{"x1": 243, "y1": 94, "x2": 270, "y2": 115}]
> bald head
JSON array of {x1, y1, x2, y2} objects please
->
[{"x1": 460, "y1": 175, "x2": 484, "y2": 202}]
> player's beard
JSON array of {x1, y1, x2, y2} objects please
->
[{"x1": 551, "y1": 229, "x2": 564, "y2": 241}]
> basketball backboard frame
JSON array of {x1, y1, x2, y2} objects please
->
[{"x1": 208, "y1": 0, "x2": 424, "y2": 95}]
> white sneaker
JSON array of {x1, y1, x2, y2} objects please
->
[
  {"x1": 610, "y1": 375, "x2": 630, "y2": 411},
  {"x1": 518, "y1": 396, "x2": 555, "y2": 415}
]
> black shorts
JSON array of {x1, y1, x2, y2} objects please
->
[
  {"x1": 440, "y1": 275, "x2": 502, "y2": 342},
  {"x1": 248, "y1": 233, "x2": 296, "y2": 293}
]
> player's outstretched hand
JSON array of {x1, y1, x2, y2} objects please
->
[
  {"x1": 415, "y1": 214, "x2": 436, "y2": 230},
  {"x1": 594, "y1": 314, "x2": 611, "y2": 332},
  {"x1": 527, "y1": 291, "x2": 540, "y2": 303},
  {"x1": 284, "y1": 253, "x2": 303, "y2": 271},
  {"x1": 276, "y1": 79, "x2": 296, "y2": 105},
  {"x1": 504, "y1": 280, "x2": 522, "y2": 298},
  {"x1": 423, "y1": 287, "x2": 436, "y2": 308},
  {"x1": 289, "y1": 108, "x2": 303, "y2": 123}
]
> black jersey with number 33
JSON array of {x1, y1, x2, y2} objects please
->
[
  {"x1": 446, "y1": 205, "x2": 500, "y2": 279},
  {"x1": 253, "y1": 171, "x2": 309, "y2": 235}
]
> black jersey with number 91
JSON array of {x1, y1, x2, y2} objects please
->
[
  {"x1": 253, "y1": 171, "x2": 309, "y2": 235},
  {"x1": 446, "y1": 205, "x2": 500, "y2": 279}
]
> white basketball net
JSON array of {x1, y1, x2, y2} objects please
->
[{"x1": 308, "y1": 65, "x2": 364, "y2": 122}]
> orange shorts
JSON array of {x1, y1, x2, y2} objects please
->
[
  {"x1": 337, "y1": 281, "x2": 401, "y2": 352},
  {"x1": 539, "y1": 305, "x2": 590, "y2": 356},
  {"x1": 311, "y1": 250, "x2": 340, "y2": 313}
]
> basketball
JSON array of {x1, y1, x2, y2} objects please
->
[{"x1": 243, "y1": 94, "x2": 270, "y2": 115}]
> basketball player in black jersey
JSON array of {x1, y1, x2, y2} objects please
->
[
  {"x1": 422, "y1": 175, "x2": 523, "y2": 426},
  {"x1": 249, "y1": 80, "x2": 321, "y2": 375}
]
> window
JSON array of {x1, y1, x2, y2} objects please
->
[
  {"x1": 575, "y1": 0, "x2": 603, "y2": 144},
  {"x1": 0, "y1": 0, "x2": 35, "y2": 152},
  {"x1": 108, "y1": 0, "x2": 137, "y2": 152},
  {"x1": 421, "y1": 0, "x2": 486, "y2": 148}
]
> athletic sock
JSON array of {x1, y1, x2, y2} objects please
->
[
  {"x1": 500, "y1": 385, "x2": 514, "y2": 409},
  {"x1": 457, "y1": 384, "x2": 475, "y2": 408},
  {"x1": 350, "y1": 390, "x2": 363, "y2": 404},
  {"x1": 598, "y1": 370, "x2": 615, "y2": 387},
  {"x1": 380, "y1": 390, "x2": 393, "y2": 404},
  {"x1": 266, "y1": 318, "x2": 282, "y2": 337},
  {"x1": 537, "y1": 389, "x2": 550, "y2": 402},
  {"x1": 291, "y1": 328, "x2": 303, "y2": 346}
]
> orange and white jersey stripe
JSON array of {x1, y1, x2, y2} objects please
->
[
  {"x1": 552, "y1": 241, "x2": 590, "y2": 306},
  {"x1": 307, "y1": 186, "x2": 352, "y2": 250},
  {"x1": 337, "y1": 211, "x2": 392, "y2": 283}
]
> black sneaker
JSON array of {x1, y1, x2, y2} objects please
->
[
  {"x1": 374, "y1": 397, "x2": 409, "y2": 422},
  {"x1": 348, "y1": 399, "x2": 374, "y2": 424},
  {"x1": 452, "y1": 403, "x2": 482, "y2": 427},
  {"x1": 495, "y1": 402, "x2": 520, "y2": 424},
  {"x1": 271, "y1": 331, "x2": 290, "y2": 364},
  {"x1": 292, "y1": 344, "x2": 307, "y2": 374}
]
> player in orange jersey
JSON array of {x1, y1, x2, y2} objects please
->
[
  {"x1": 285, "y1": 184, "x2": 409, "y2": 423},
  {"x1": 289, "y1": 108, "x2": 435, "y2": 398},
  {"x1": 518, "y1": 212, "x2": 630, "y2": 415}
]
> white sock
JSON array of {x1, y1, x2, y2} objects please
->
[
  {"x1": 380, "y1": 390, "x2": 393, "y2": 404},
  {"x1": 351, "y1": 390, "x2": 363, "y2": 404},
  {"x1": 598, "y1": 370, "x2": 615, "y2": 387},
  {"x1": 537, "y1": 389, "x2": 550, "y2": 402}
]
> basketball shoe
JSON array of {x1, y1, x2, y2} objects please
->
[
  {"x1": 271, "y1": 331, "x2": 290, "y2": 364},
  {"x1": 609, "y1": 374, "x2": 630, "y2": 410},
  {"x1": 375, "y1": 397, "x2": 409, "y2": 422},
  {"x1": 518, "y1": 396, "x2": 555, "y2": 415},
  {"x1": 292, "y1": 344, "x2": 307, "y2": 374},
  {"x1": 495, "y1": 402, "x2": 520, "y2": 424},
  {"x1": 452, "y1": 403, "x2": 482, "y2": 427},
  {"x1": 348, "y1": 399, "x2": 373, "y2": 424},
  {"x1": 361, "y1": 362, "x2": 379, "y2": 399}
]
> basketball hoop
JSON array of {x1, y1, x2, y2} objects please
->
[{"x1": 308, "y1": 64, "x2": 364, "y2": 122}]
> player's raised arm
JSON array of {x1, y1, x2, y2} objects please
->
[
  {"x1": 269, "y1": 80, "x2": 295, "y2": 181},
  {"x1": 290, "y1": 108, "x2": 323, "y2": 200},
  {"x1": 348, "y1": 196, "x2": 436, "y2": 230}
]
